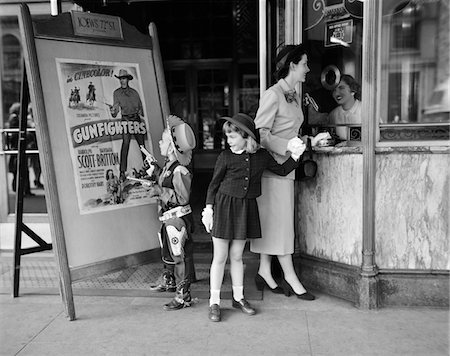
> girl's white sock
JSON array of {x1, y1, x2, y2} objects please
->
[
  {"x1": 209, "y1": 289, "x2": 221, "y2": 306},
  {"x1": 232, "y1": 285, "x2": 244, "y2": 302}
]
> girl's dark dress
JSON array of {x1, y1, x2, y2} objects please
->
[{"x1": 205, "y1": 149, "x2": 297, "y2": 240}]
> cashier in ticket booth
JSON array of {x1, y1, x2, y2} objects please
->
[{"x1": 328, "y1": 74, "x2": 362, "y2": 140}]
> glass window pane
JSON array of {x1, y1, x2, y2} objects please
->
[
  {"x1": 380, "y1": 0, "x2": 449, "y2": 126},
  {"x1": 301, "y1": 0, "x2": 363, "y2": 142},
  {"x1": 1, "y1": 15, "x2": 47, "y2": 214}
]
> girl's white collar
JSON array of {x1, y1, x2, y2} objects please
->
[{"x1": 230, "y1": 148, "x2": 245, "y2": 154}]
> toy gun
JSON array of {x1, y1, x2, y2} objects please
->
[
  {"x1": 140, "y1": 145, "x2": 158, "y2": 177},
  {"x1": 140, "y1": 145, "x2": 157, "y2": 165},
  {"x1": 127, "y1": 176, "x2": 154, "y2": 186}
]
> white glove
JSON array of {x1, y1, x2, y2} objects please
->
[
  {"x1": 201, "y1": 206, "x2": 213, "y2": 233},
  {"x1": 286, "y1": 137, "x2": 303, "y2": 154},
  {"x1": 290, "y1": 141, "x2": 306, "y2": 161}
]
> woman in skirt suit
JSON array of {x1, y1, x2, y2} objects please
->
[
  {"x1": 202, "y1": 113, "x2": 305, "y2": 322},
  {"x1": 250, "y1": 44, "x2": 329, "y2": 300}
]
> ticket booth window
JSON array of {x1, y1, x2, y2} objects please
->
[{"x1": 301, "y1": 0, "x2": 363, "y2": 140}]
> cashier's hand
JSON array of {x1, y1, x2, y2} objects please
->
[
  {"x1": 201, "y1": 206, "x2": 214, "y2": 233},
  {"x1": 311, "y1": 132, "x2": 331, "y2": 147}
]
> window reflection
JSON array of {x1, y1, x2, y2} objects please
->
[
  {"x1": 381, "y1": 0, "x2": 449, "y2": 125},
  {"x1": 391, "y1": 2, "x2": 420, "y2": 50},
  {"x1": 1, "y1": 16, "x2": 47, "y2": 213}
]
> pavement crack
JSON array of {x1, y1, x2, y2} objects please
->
[
  {"x1": 14, "y1": 309, "x2": 64, "y2": 355},
  {"x1": 305, "y1": 311, "x2": 313, "y2": 356}
]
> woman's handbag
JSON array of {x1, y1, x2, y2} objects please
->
[{"x1": 295, "y1": 138, "x2": 317, "y2": 181}]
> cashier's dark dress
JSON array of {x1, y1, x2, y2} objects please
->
[{"x1": 205, "y1": 148, "x2": 297, "y2": 240}]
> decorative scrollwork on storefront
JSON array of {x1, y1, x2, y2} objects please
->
[
  {"x1": 304, "y1": 0, "x2": 326, "y2": 31},
  {"x1": 349, "y1": 127, "x2": 361, "y2": 141},
  {"x1": 380, "y1": 126, "x2": 450, "y2": 141},
  {"x1": 344, "y1": 0, "x2": 363, "y2": 19}
]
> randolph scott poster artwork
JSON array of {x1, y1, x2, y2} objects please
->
[{"x1": 56, "y1": 59, "x2": 156, "y2": 214}]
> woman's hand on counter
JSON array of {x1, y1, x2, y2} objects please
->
[{"x1": 311, "y1": 132, "x2": 331, "y2": 146}]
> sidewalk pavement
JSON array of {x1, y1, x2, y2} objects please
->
[
  {"x1": 1, "y1": 250, "x2": 449, "y2": 356},
  {"x1": 1, "y1": 283, "x2": 448, "y2": 355}
]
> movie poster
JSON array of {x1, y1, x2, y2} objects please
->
[{"x1": 56, "y1": 59, "x2": 157, "y2": 214}]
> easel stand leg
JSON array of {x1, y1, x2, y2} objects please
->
[{"x1": 13, "y1": 67, "x2": 52, "y2": 297}]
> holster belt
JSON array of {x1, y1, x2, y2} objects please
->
[{"x1": 159, "y1": 205, "x2": 192, "y2": 222}]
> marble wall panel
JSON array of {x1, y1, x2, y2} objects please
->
[
  {"x1": 297, "y1": 153, "x2": 363, "y2": 266},
  {"x1": 375, "y1": 153, "x2": 450, "y2": 270}
]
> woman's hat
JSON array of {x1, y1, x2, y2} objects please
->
[
  {"x1": 222, "y1": 113, "x2": 259, "y2": 143},
  {"x1": 167, "y1": 115, "x2": 196, "y2": 166},
  {"x1": 276, "y1": 45, "x2": 298, "y2": 69},
  {"x1": 115, "y1": 69, "x2": 133, "y2": 80}
]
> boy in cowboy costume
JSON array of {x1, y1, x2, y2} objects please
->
[{"x1": 143, "y1": 115, "x2": 197, "y2": 311}]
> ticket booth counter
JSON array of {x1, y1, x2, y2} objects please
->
[{"x1": 296, "y1": 144, "x2": 448, "y2": 306}]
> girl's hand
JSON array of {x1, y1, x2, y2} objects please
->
[
  {"x1": 201, "y1": 206, "x2": 214, "y2": 233},
  {"x1": 290, "y1": 141, "x2": 306, "y2": 161},
  {"x1": 287, "y1": 137, "x2": 304, "y2": 154}
]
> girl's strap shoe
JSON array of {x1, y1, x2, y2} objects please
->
[{"x1": 209, "y1": 304, "x2": 221, "y2": 322}]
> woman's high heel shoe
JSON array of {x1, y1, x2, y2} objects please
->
[
  {"x1": 254, "y1": 274, "x2": 284, "y2": 294},
  {"x1": 281, "y1": 279, "x2": 316, "y2": 300}
]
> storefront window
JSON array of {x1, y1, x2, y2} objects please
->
[
  {"x1": 1, "y1": 15, "x2": 47, "y2": 214},
  {"x1": 379, "y1": 0, "x2": 449, "y2": 141},
  {"x1": 160, "y1": 0, "x2": 258, "y2": 154}
]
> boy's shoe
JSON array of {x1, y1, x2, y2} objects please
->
[
  {"x1": 162, "y1": 292, "x2": 192, "y2": 311},
  {"x1": 232, "y1": 298, "x2": 256, "y2": 315},
  {"x1": 163, "y1": 280, "x2": 192, "y2": 311},
  {"x1": 149, "y1": 271, "x2": 176, "y2": 292}
]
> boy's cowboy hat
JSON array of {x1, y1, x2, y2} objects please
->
[
  {"x1": 222, "y1": 113, "x2": 259, "y2": 143},
  {"x1": 115, "y1": 69, "x2": 133, "y2": 80},
  {"x1": 167, "y1": 115, "x2": 196, "y2": 166}
]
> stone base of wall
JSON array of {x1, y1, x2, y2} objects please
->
[
  {"x1": 378, "y1": 270, "x2": 449, "y2": 307},
  {"x1": 295, "y1": 254, "x2": 449, "y2": 308}
]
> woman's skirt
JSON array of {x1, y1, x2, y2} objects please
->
[
  {"x1": 212, "y1": 191, "x2": 261, "y2": 240},
  {"x1": 250, "y1": 176, "x2": 295, "y2": 255}
]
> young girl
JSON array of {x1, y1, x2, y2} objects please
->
[{"x1": 201, "y1": 113, "x2": 305, "y2": 322}]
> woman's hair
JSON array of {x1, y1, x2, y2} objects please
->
[
  {"x1": 105, "y1": 169, "x2": 113, "y2": 180},
  {"x1": 275, "y1": 44, "x2": 308, "y2": 80},
  {"x1": 223, "y1": 121, "x2": 259, "y2": 154},
  {"x1": 340, "y1": 74, "x2": 361, "y2": 100}
]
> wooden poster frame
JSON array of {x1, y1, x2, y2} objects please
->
[{"x1": 18, "y1": 4, "x2": 169, "y2": 320}]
